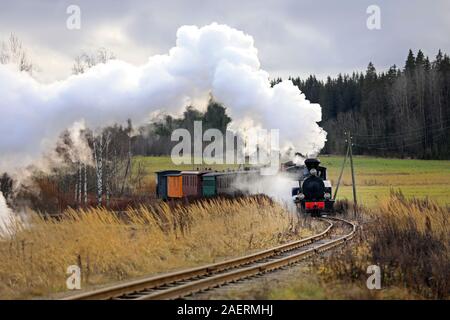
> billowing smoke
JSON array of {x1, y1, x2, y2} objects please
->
[
  {"x1": 0, "y1": 23, "x2": 326, "y2": 173},
  {"x1": 0, "y1": 193, "x2": 12, "y2": 236},
  {"x1": 0, "y1": 23, "x2": 326, "y2": 225},
  {"x1": 233, "y1": 173, "x2": 300, "y2": 212}
]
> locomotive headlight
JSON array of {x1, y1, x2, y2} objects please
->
[
  {"x1": 324, "y1": 192, "x2": 331, "y2": 199},
  {"x1": 310, "y1": 168, "x2": 317, "y2": 176},
  {"x1": 298, "y1": 193, "x2": 305, "y2": 200}
]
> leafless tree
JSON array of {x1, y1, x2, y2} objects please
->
[
  {"x1": 83, "y1": 163, "x2": 88, "y2": 205},
  {"x1": 0, "y1": 33, "x2": 35, "y2": 74},
  {"x1": 129, "y1": 161, "x2": 147, "y2": 192},
  {"x1": 72, "y1": 47, "x2": 115, "y2": 75},
  {"x1": 93, "y1": 132, "x2": 112, "y2": 206}
]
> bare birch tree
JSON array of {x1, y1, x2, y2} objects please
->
[
  {"x1": 93, "y1": 132, "x2": 112, "y2": 206},
  {"x1": 72, "y1": 48, "x2": 115, "y2": 75},
  {"x1": 0, "y1": 33, "x2": 34, "y2": 74},
  {"x1": 93, "y1": 136, "x2": 103, "y2": 206},
  {"x1": 83, "y1": 163, "x2": 88, "y2": 205}
]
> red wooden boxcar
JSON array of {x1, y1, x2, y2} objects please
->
[{"x1": 181, "y1": 171, "x2": 207, "y2": 197}]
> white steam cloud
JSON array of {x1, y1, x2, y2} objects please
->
[
  {"x1": 0, "y1": 193, "x2": 12, "y2": 236},
  {"x1": 0, "y1": 23, "x2": 326, "y2": 172},
  {"x1": 233, "y1": 173, "x2": 300, "y2": 212}
]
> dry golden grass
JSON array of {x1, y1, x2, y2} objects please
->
[
  {"x1": 376, "y1": 191, "x2": 449, "y2": 241},
  {"x1": 319, "y1": 191, "x2": 450, "y2": 299},
  {"x1": 0, "y1": 196, "x2": 314, "y2": 299},
  {"x1": 253, "y1": 192, "x2": 449, "y2": 300}
]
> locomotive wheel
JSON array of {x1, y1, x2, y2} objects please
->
[{"x1": 310, "y1": 209, "x2": 321, "y2": 217}]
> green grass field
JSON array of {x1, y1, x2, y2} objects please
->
[
  {"x1": 133, "y1": 155, "x2": 450, "y2": 207},
  {"x1": 132, "y1": 155, "x2": 240, "y2": 174},
  {"x1": 321, "y1": 155, "x2": 450, "y2": 207}
]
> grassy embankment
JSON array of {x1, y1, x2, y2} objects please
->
[
  {"x1": 133, "y1": 155, "x2": 450, "y2": 207},
  {"x1": 207, "y1": 193, "x2": 449, "y2": 300},
  {"x1": 0, "y1": 196, "x2": 318, "y2": 299},
  {"x1": 268, "y1": 192, "x2": 450, "y2": 299}
]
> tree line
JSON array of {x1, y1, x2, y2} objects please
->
[{"x1": 281, "y1": 49, "x2": 450, "y2": 159}]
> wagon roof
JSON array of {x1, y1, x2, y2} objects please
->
[
  {"x1": 202, "y1": 172, "x2": 224, "y2": 177},
  {"x1": 166, "y1": 173, "x2": 182, "y2": 177},
  {"x1": 156, "y1": 170, "x2": 181, "y2": 174},
  {"x1": 181, "y1": 171, "x2": 208, "y2": 175},
  {"x1": 218, "y1": 170, "x2": 258, "y2": 174}
]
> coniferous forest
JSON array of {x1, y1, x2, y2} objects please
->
[{"x1": 284, "y1": 49, "x2": 450, "y2": 159}]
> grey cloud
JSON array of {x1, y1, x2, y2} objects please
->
[{"x1": 0, "y1": 0, "x2": 448, "y2": 80}]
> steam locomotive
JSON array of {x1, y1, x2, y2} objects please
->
[{"x1": 290, "y1": 158, "x2": 334, "y2": 216}]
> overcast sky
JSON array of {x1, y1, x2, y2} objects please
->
[{"x1": 0, "y1": 0, "x2": 448, "y2": 82}]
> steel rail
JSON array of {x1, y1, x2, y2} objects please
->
[
  {"x1": 64, "y1": 217, "x2": 355, "y2": 300},
  {"x1": 134, "y1": 216, "x2": 356, "y2": 300}
]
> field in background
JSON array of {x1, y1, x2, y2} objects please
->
[
  {"x1": 132, "y1": 155, "x2": 240, "y2": 174},
  {"x1": 321, "y1": 156, "x2": 450, "y2": 207},
  {"x1": 133, "y1": 155, "x2": 450, "y2": 207}
]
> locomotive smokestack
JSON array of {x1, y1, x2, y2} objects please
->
[{"x1": 304, "y1": 158, "x2": 320, "y2": 170}]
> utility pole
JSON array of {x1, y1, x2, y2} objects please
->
[
  {"x1": 333, "y1": 139, "x2": 350, "y2": 200},
  {"x1": 348, "y1": 131, "x2": 357, "y2": 218}
]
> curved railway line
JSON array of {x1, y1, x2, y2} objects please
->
[{"x1": 63, "y1": 216, "x2": 357, "y2": 300}]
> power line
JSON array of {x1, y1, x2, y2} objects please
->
[
  {"x1": 357, "y1": 126, "x2": 450, "y2": 147},
  {"x1": 353, "y1": 131, "x2": 448, "y2": 150},
  {"x1": 352, "y1": 125, "x2": 450, "y2": 147},
  {"x1": 353, "y1": 125, "x2": 450, "y2": 140},
  {"x1": 351, "y1": 120, "x2": 450, "y2": 139}
]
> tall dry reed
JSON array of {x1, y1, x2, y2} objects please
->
[
  {"x1": 0, "y1": 196, "x2": 314, "y2": 299},
  {"x1": 322, "y1": 190, "x2": 449, "y2": 299}
]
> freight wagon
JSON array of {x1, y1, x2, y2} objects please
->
[
  {"x1": 157, "y1": 169, "x2": 260, "y2": 200},
  {"x1": 167, "y1": 173, "x2": 183, "y2": 198},
  {"x1": 181, "y1": 171, "x2": 207, "y2": 197},
  {"x1": 164, "y1": 171, "x2": 208, "y2": 199},
  {"x1": 202, "y1": 172, "x2": 222, "y2": 197},
  {"x1": 156, "y1": 170, "x2": 181, "y2": 200}
]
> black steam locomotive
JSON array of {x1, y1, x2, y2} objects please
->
[{"x1": 291, "y1": 158, "x2": 334, "y2": 216}]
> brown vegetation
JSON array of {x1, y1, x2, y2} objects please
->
[
  {"x1": 320, "y1": 191, "x2": 449, "y2": 299},
  {"x1": 0, "y1": 196, "x2": 314, "y2": 299}
]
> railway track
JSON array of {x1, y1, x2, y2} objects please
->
[{"x1": 63, "y1": 216, "x2": 356, "y2": 300}]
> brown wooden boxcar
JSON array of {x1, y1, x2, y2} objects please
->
[{"x1": 181, "y1": 171, "x2": 206, "y2": 197}]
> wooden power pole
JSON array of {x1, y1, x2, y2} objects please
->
[
  {"x1": 348, "y1": 131, "x2": 357, "y2": 218},
  {"x1": 333, "y1": 141, "x2": 349, "y2": 200}
]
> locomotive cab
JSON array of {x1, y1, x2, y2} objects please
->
[{"x1": 292, "y1": 158, "x2": 334, "y2": 216}]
